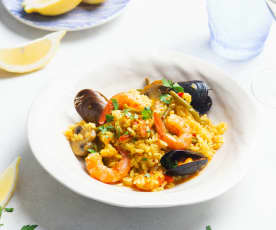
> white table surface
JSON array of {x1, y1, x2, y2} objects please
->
[{"x1": 0, "y1": 0, "x2": 275, "y2": 229}]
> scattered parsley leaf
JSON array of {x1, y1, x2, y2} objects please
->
[
  {"x1": 133, "y1": 114, "x2": 139, "y2": 120},
  {"x1": 123, "y1": 108, "x2": 130, "y2": 114},
  {"x1": 105, "y1": 114, "x2": 114, "y2": 122},
  {"x1": 98, "y1": 126, "x2": 106, "y2": 133},
  {"x1": 206, "y1": 226, "x2": 212, "y2": 230},
  {"x1": 162, "y1": 78, "x2": 184, "y2": 93},
  {"x1": 145, "y1": 173, "x2": 150, "y2": 178},
  {"x1": 0, "y1": 206, "x2": 2, "y2": 218},
  {"x1": 0, "y1": 224, "x2": 3, "y2": 227},
  {"x1": 142, "y1": 158, "x2": 148, "y2": 161},
  {"x1": 21, "y1": 225, "x2": 38, "y2": 230},
  {"x1": 172, "y1": 82, "x2": 184, "y2": 93},
  {"x1": 141, "y1": 107, "x2": 152, "y2": 120},
  {"x1": 111, "y1": 99, "x2": 119, "y2": 110},
  {"x1": 146, "y1": 129, "x2": 151, "y2": 133},
  {"x1": 162, "y1": 78, "x2": 174, "y2": 88},
  {"x1": 160, "y1": 94, "x2": 171, "y2": 104},
  {"x1": 123, "y1": 109, "x2": 132, "y2": 118},
  {"x1": 106, "y1": 125, "x2": 114, "y2": 130},
  {"x1": 4, "y1": 208, "x2": 13, "y2": 212},
  {"x1": 124, "y1": 131, "x2": 129, "y2": 135},
  {"x1": 115, "y1": 122, "x2": 122, "y2": 138},
  {"x1": 88, "y1": 149, "x2": 96, "y2": 153},
  {"x1": 98, "y1": 125, "x2": 114, "y2": 134}
]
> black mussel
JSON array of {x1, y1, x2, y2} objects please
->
[
  {"x1": 161, "y1": 150, "x2": 208, "y2": 176},
  {"x1": 74, "y1": 89, "x2": 107, "y2": 123},
  {"x1": 178, "y1": 81, "x2": 212, "y2": 115}
]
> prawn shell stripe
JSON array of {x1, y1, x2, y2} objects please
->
[
  {"x1": 85, "y1": 151, "x2": 131, "y2": 184},
  {"x1": 153, "y1": 112, "x2": 192, "y2": 150}
]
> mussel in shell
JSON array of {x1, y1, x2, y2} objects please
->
[
  {"x1": 178, "y1": 81, "x2": 212, "y2": 115},
  {"x1": 160, "y1": 150, "x2": 208, "y2": 176},
  {"x1": 74, "y1": 89, "x2": 108, "y2": 123}
]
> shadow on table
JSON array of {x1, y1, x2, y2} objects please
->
[
  {"x1": 17, "y1": 142, "x2": 232, "y2": 230},
  {"x1": 0, "y1": 3, "x2": 122, "y2": 43},
  {"x1": 0, "y1": 69, "x2": 35, "y2": 79}
]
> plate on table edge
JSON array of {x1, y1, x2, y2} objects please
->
[{"x1": 27, "y1": 51, "x2": 261, "y2": 208}]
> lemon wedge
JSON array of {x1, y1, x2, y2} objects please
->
[
  {"x1": 0, "y1": 31, "x2": 66, "y2": 73},
  {"x1": 23, "y1": 0, "x2": 82, "y2": 16},
  {"x1": 82, "y1": 0, "x2": 105, "y2": 4},
  {"x1": 0, "y1": 157, "x2": 21, "y2": 208}
]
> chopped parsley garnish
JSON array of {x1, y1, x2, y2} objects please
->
[
  {"x1": 162, "y1": 78, "x2": 174, "y2": 88},
  {"x1": 115, "y1": 122, "x2": 122, "y2": 138},
  {"x1": 98, "y1": 125, "x2": 114, "y2": 133},
  {"x1": 160, "y1": 94, "x2": 171, "y2": 104},
  {"x1": 123, "y1": 109, "x2": 138, "y2": 120},
  {"x1": 162, "y1": 78, "x2": 184, "y2": 93},
  {"x1": 21, "y1": 225, "x2": 39, "y2": 230},
  {"x1": 142, "y1": 158, "x2": 148, "y2": 161},
  {"x1": 111, "y1": 99, "x2": 119, "y2": 110},
  {"x1": 0, "y1": 206, "x2": 2, "y2": 218},
  {"x1": 141, "y1": 107, "x2": 152, "y2": 120},
  {"x1": 124, "y1": 131, "x2": 129, "y2": 135},
  {"x1": 146, "y1": 129, "x2": 151, "y2": 133},
  {"x1": 206, "y1": 226, "x2": 212, "y2": 230},
  {"x1": 88, "y1": 149, "x2": 96, "y2": 153},
  {"x1": 105, "y1": 114, "x2": 114, "y2": 122},
  {"x1": 0, "y1": 224, "x2": 3, "y2": 227},
  {"x1": 4, "y1": 208, "x2": 13, "y2": 212},
  {"x1": 123, "y1": 109, "x2": 131, "y2": 118},
  {"x1": 172, "y1": 82, "x2": 184, "y2": 93}
]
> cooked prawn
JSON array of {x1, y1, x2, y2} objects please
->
[
  {"x1": 133, "y1": 173, "x2": 164, "y2": 191},
  {"x1": 154, "y1": 112, "x2": 192, "y2": 150},
  {"x1": 85, "y1": 149, "x2": 131, "y2": 184},
  {"x1": 99, "y1": 90, "x2": 152, "y2": 124}
]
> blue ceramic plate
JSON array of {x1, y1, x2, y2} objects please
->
[{"x1": 1, "y1": 0, "x2": 130, "y2": 31}]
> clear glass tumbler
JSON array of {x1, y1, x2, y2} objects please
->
[{"x1": 207, "y1": 0, "x2": 273, "y2": 60}]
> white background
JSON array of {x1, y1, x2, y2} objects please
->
[{"x1": 0, "y1": 0, "x2": 275, "y2": 229}]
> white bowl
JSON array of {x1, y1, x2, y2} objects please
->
[{"x1": 27, "y1": 51, "x2": 259, "y2": 208}]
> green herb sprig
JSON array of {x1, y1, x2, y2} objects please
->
[
  {"x1": 162, "y1": 78, "x2": 184, "y2": 93},
  {"x1": 98, "y1": 125, "x2": 114, "y2": 134},
  {"x1": 88, "y1": 149, "x2": 96, "y2": 153},
  {"x1": 105, "y1": 114, "x2": 114, "y2": 122},
  {"x1": 21, "y1": 225, "x2": 39, "y2": 230},
  {"x1": 141, "y1": 107, "x2": 152, "y2": 120},
  {"x1": 111, "y1": 99, "x2": 119, "y2": 110},
  {"x1": 4, "y1": 208, "x2": 13, "y2": 213},
  {"x1": 160, "y1": 94, "x2": 171, "y2": 104}
]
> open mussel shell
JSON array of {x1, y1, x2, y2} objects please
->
[
  {"x1": 74, "y1": 89, "x2": 107, "y2": 123},
  {"x1": 178, "y1": 81, "x2": 212, "y2": 115},
  {"x1": 161, "y1": 150, "x2": 208, "y2": 176}
]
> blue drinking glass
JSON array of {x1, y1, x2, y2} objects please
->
[{"x1": 207, "y1": 0, "x2": 273, "y2": 60}]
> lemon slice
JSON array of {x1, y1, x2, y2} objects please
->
[
  {"x1": 0, "y1": 157, "x2": 21, "y2": 208},
  {"x1": 82, "y1": 0, "x2": 105, "y2": 4},
  {"x1": 23, "y1": 0, "x2": 82, "y2": 16},
  {"x1": 0, "y1": 31, "x2": 66, "y2": 73}
]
